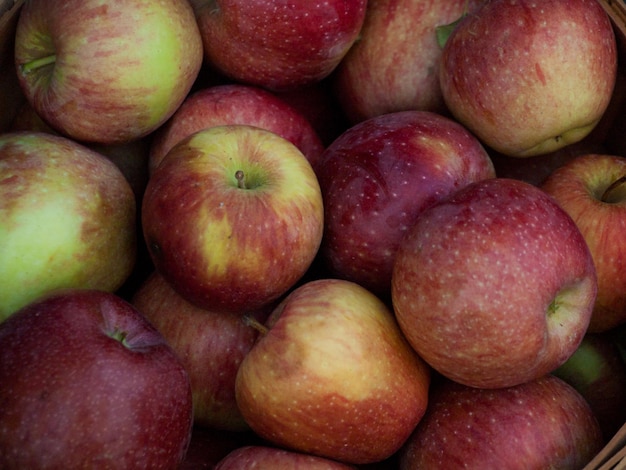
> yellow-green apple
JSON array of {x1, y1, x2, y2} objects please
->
[
  {"x1": 398, "y1": 375, "x2": 603, "y2": 469},
  {"x1": 149, "y1": 84, "x2": 325, "y2": 173},
  {"x1": 0, "y1": 289, "x2": 193, "y2": 469},
  {"x1": 333, "y1": 0, "x2": 483, "y2": 123},
  {"x1": 391, "y1": 177, "x2": 597, "y2": 389},
  {"x1": 215, "y1": 445, "x2": 357, "y2": 469},
  {"x1": 193, "y1": 0, "x2": 367, "y2": 91},
  {"x1": 131, "y1": 271, "x2": 271, "y2": 431},
  {"x1": 316, "y1": 110, "x2": 495, "y2": 298},
  {"x1": 142, "y1": 125, "x2": 324, "y2": 313},
  {"x1": 439, "y1": 0, "x2": 617, "y2": 157},
  {"x1": 542, "y1": 154, "x2": 626, "y2": 332},
  {"x1": 235, "y1": 278, "x2": 431, "y2": 465},
  {"x1": 0, "y1": 131, "x2": 136, "y2": 322},
  {"x1": 553, "y1": 332, "x2": 626, "y2": 442},
  {"x1": 13, "y1": 0, "x2": 203, "y2": 144}
]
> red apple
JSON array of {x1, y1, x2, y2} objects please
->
[
  {"x1": 542, "y1": 154, "x2": 626, "y2": 332},
  {"x1": 0, "y1": 131, "x2": 137, "y2": 322},
  {"x1": 142, "y1": 124, "x2": 324, "y2": 313},
  {"x1": 316, "y1": 110, "x2": 495, "y2": 298},
  {"x1": 131, "y1": 271, "x2": 271, "y2": 431},
  {"x1": 392, "y1": 177, "x2": 597, "y2": 389},
  {"x1": 149, "y1": 84, "x2": 325, "y2": 173},
  {"x1": 398, "y1": 375, "x2": 603, "y2": 469},
  {"x1": 439, "y1": 0, "x2": 617, "y2": 157},
  {"x1": 214, "y1": 445, "x2": 357, "y2": 469},
  {"x1": 0, "y1": 289, "x2": 193, "y2": 469},
  {"x1": 193, "y1": 0, "x2": 367, "y2": 91},
  {"x1": 13, "y1": 0, "x2": 203, "y2": 144},
  {"x1": 333, "y1": 0, "x2": 483, "y2": 123},
  {"x1": 235, "y1": 278, "x2": 431, "y2": 465}
]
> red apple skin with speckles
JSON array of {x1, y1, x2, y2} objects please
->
[
  {"x1": 399, "y1": 376, "x2": 603, "y2": 470},
  {"x1": 316, "y1": 110, "x2": 495, "y2": 298},
  {"x1": 392, "y1": 178, "x2": 597, "y2": 389}
]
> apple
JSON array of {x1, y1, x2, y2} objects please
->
[
  {"x1": 149, "y1": 84, "x2": 326, "y2": 173},
  {"x1": 193, "y1": 0, "x2": 368, "y2": 91},
  {"x1": 142, "y1": 124, "x2": 324, "y2": 313},
  {"x1": 553, "y1": 332, "x2": 626, "y2": 443},
  {"x1": 398, "y1": 375, "x2": 603, "y2": 469},
  {"x1": 235, "y1": 278, "x2": 431, "y2": 465},
  {"x1": 131, "y1": 270, "x2": 271, "y2": 431},
  {"x1": 13, "y1": 0, "x2": 203, "y2": 144},
  {"x1": 315, "y1": 110, "x2": 495, "y2": 298},
  {"x1": 439, "y1": 0, "x2": 617, "y2": 157},
  {"x1": 333, "y1": 0, "x2": 483, "y2": 123},
  {"x1": 0, "y1": 131, "x2": 136, "y2": 322},
  {"x1": 214, "y1": 445, "x2": 357, "y2": 470},
  {"x1": 541, "y1": 154, "x2": 626, "y2": 333},
  {"x1": 0, "y1": 289, "x2": 193, "y2": 469},
  {"x1": 391, "y1": 177, "x2": 597, "y2": 389}
]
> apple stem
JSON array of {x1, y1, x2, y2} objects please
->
[
  {"x1": 235, "y1": 170, "x2": 247, "y2": 189},
  {"x1": 242, "y1": 315, "x2": 269, "y2": 336},
  {"x1": 20, "y1": 54, "x2": 57, "y2": 75},
  {"x1": 601, "y1": 175, "x2": 626, "y2": 203}
]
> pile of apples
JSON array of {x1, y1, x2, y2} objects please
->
[{"x1": 2, "y1": 0, "x2": 626, "y2": 468}]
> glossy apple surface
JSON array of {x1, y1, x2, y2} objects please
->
[
  {"x1": 542, "y1": 154, "x2": 626, "y2": 332},
  {"x1": 0, "y1": 131, "x2": 136, "y2": 321},
  {"x1": 236, "y1": 278, "x2": 431, "y2": 465},
  {"x1": 392, "y1": 177, "x2": 597, "y2": 388},
  {"x1": 0, "y1": 289, "x2": 193, "y2": 469},
  {"x1": 439, "y1": 0, "x2": 617, "y2": 157},
  {"x1": 142, "y1": 125, "x2": 324, "y2": 313},
  {"x1": 398, "y1": 375, "x2": 603, "y2": 469},
  {"x1": 316, "y1": 110, "x2": 495, "y2": 298},
  {"x1": 14, "y1": 0, "x2": 203, "y2": 144}
]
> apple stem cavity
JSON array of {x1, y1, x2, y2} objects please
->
[
  {"x1": 601, "y1": 175, "x2": 626, "y2": 203},
  {"x1": 108, "y1": 328, "x2": 130, "y2": 347},
  {"x1": 435, "y1": 0, "x2": 471, "y2": 48},
  {"x1": 20, "y1": 54, "x2": 57, "y2": 75},
  {"x1": 242, "y1": 314, "x2": 269, "y2": 336}
]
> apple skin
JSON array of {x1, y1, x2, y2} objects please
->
[
  {"x1": 0, "y1": 289, "x2": 193, "y2": 469},
  {"x1": 553, "y1": 332, "x2": 626, "y2": 443},
  {"x1": 333, "y1": 0, "x2": 483, "y2": 123},
  {"x1": 13, "y1": 0, "x2": 203, "y2": 144},
  {"x1": 0, "y1": 131, "x2": 136, "y2": 322},
  {"x1": 235, "y1": 278, "x2": 431, "y2": 465},
  {"x1": 149, "y1": 84, "x2": 325, "y2": 173},
  {"x1": 398, "y1": 375, "x2": 603, "y2": 469},
  {"x1": 193, "y1": 0, "x2": 367, "y2": 91},
  {"x1": 542, "y1": 154, "x2": 626, "y2": 333},
  {"x1": 439, "y1": 0, "x2": 617, "y2": 157},
  {"x1": 131, "y1": 270, "x2": 271, "y2": 431},
  {"x1": 142, "y1": 124, "x2": 324, "y2": 314},
  {"x1": 391, "y1": 177, "x2": 597, "y2": 389},
  {"x1": 316, "y1": 110, "x2": 495, "y2": 298},
  {"x1": 214, "y1": 445, "x2": 357, "y2": 470}
]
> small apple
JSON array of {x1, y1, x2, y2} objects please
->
[
  {"x1": 193, "y1": 0, "x2": 367, "y2": 91},
  {"x1": 149, "y1": 84, "x2": 325, "y2": 173},
  {"x1": 333, "y1": 0, "x2": 483, "y2": 123},
  {"x1": 13, "y1": 0, "x2": 203, "y2": 144},
  {"x1": 0, "y1": 131, "x2": 136, "y2": 322},
  {"x1": 542, "y1": 154, "x2": 626, "y2": 332},
  {"x1": 553, "y1": 332, "x2": 626, "y2": 442},
  {"x1": 316, "y1": 110, "x2": 495, "y2": 298},
  {"x1": 214, "y1": 445, "x2": 357, "y2": 470},
  {"x1": 0, "y1": 289, "x2": 193, "y2": 469},
  {"x1": 398, "y1": 375, "x2": 603, "y2": 469},
  {"x1": 439, "y1": 0, "x2": 617, "y2": 157},
  {"x1": 235, "y1": 278, "x2": 431, "y2": 465},
  {"x1": 392, "y1": 177, "x2": 597, "y2": 389},
  {"x1": 131, "y1": 270, "x2": 271, "y2": 431},
  {"x1": 142, "y1": 124, "x2": 324, "y2": 313}
]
